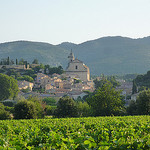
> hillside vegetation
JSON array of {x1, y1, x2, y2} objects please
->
[{"x1": 1, "y1": 36, "x2": 150, "y2": 75}]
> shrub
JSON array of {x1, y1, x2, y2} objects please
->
[
  {"x1": 0, "y1": 103, "x2": 10, "y2": 120},
  {"x1": 14, "y1": 100, "x2": 37, "y2": 119},
  {"x1": 55, "y1": 96, "x2": 77, "y2": 118},
  {"x1": 42, "y1": 97, "x2": 56, "y2": 106}
]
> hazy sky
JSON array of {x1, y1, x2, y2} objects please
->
[{"x1": 0, "y1": 0, "x2": 150, "y2": 44}]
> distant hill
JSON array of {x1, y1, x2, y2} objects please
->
[
  {"x1": 1, "y1": 36, "x2": 150, "y2": 75},
  {"x1": 59, "y1": 36, "x2": 150, "y2": 75},
  {"x1": 0, "y1": 41, "x2": 70, "y2": 67}
]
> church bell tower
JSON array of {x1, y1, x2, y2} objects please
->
[{"x1": 68, "y1": 50, "x2": 75, "y2": 62}]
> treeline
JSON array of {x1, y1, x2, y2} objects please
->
[
  {"x1": 1, "y1": 74, "x2": 149, "y2": 120},
  {"x1": 0, "y1": 57, "x2": 64, "y2": 81}
]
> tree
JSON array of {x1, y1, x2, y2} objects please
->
[
  {"x1": 19, "y1": 58, "x2": 25, "y2": 65},
  {"x1": 32, "y1": 59, "x2": 39, "y2": 64},
  {"x1": 87, "y1": 81, "x2": 124, "y2": 116},
  {"x1": 0, "y1": 103, "x2": 10, "y2": 120},
  {"x1": 76, "y1": 101, "x2": 92, "y2": 117},
  {"x1": 27, "y1": 96, "x2": 46, "y2": 118},
  {"x1": 7, "y1": 57, "x2": 10, "y2": 65},
  {"x1": 14, "y1": 100, "x2": 37, "y2": 119},
  {"x1": 132, "y1": 80, "x2": 137, "y2": 94},
  {"x1": 55, "y1": 96, "x2": 77, "y2": 118},
  {"x1": 42, "y1": 97, "x2": 56, "y2": 106},
  {"x1": 16, "y1": 59, "x2": 18, "y2": 65},
  {"x1": 0, "y1": 74, "x2": 19, "y2": 101},
  {"x1": 136, "y1": 90, "x2": 150, "y2": 115},
  {"x1": 17, "y1": 75, "x2": 34, "y2": 82},
  {"x1": 127, "y1": 100, "x2": 137, "y2": 115}
]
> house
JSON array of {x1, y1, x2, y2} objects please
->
[{"x1": 18, "y1": 80, "x2": 34, "y2": 91}]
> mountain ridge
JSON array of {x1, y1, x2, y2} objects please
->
[{"x1": 1, "y1": 36, "x2": 150, "y2": 75}]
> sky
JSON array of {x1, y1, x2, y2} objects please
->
[{"x1": 0, "y1": 0, "x2": 150, "y2": 44}]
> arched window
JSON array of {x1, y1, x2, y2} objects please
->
[{"x1": 75, "y1": 66, "x2": 78, "y2": 69}]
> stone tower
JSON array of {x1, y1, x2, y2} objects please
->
[
  {"x1": 66, "y1": 51, "x2": 90, "y2": 82},
  {"x1": 68, "y1": 50, "x2": 75, "y2": 62}
]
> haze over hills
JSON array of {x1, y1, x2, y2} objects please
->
[{"x1": 1, "y1": 36, "x2": 150, "y2": 75}]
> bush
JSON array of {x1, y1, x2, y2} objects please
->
[
  {"x1": 45, "y1": 105, "x2": 56, "y2": 116},
  {"x1": 27, "y1": 96, "x2": 46, "y2": 118},
  {"x1": 14, "y1": 100, "x2": 37, "y2": 119},
  {"x1": 0, "y1": 103, "x2": 10, "y2": 120},
  {"x1": 136, "y1": 90, "x2": 150, "y2": 115},
  {"x1": 55, "y1": 96, "x2": 77, "y2": 118},
  {"x1": 2, "y1": 100, "x2": 15, "y2": 107},
  {"x1": 0, "y1": 110, "x2": 10, "y2": 120},
  {"x1": 42, "y1": 97, "x2": 56, "y2": 106},
  {"x1": 76, "y1": 101, "x2": 92, "y2": 117}
]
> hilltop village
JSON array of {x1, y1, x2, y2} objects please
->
[
  {"x1": 31, "y1": 51, "x2": 94, "y2": 99},
  {"x1": 0, "y1": 52, "x2": 95, "y2": 99}
]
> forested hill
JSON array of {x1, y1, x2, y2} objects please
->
[
  {"x1": 58, "y1": 36, "x2": 150, "y2": 75},
  {"x1": 1, "y1": 36, "x2": 150, "y2": 75},
  {"x1": 0, "y1": 41, "x2": 70, "y2": 67}
]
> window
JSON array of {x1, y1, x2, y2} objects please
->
[{"x1": 75, "y1": 66, "x2": 78, "y2": 69}]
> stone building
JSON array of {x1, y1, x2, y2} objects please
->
[{"x1": 66, "y1": 51, "x2": 90, "y2": 82}]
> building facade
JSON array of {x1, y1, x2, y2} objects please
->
[{"x1": 66, "y1": 51, "x2": 90, "y2": 82}]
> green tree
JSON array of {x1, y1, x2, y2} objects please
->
[
  {"x1": 17, "y1": 75, "x2": 34, "y2": 82},
  {"x1": 76, "y1": 101, "x2": 92, "y2": 117},
  {"x1": 7, "y1": 56, "x2": 10, "y2": 65},
  {"x1": 132, "y1": 80, "x2": 137, "y2": 94},
  {"x1": 19, "y1": 58, "x2": 26, "y2": 65},
  {"x1": 32, "y1": 59, "x2": 39, "y2": 64},
  {"x1": 87, "y1": 81, "x2": 124, "y2": 116},
  {"x1": 55, "y1": 96, "x2": 77, "y2": 118},
  {"x1": 14, "y1": 100, "x2": 37, "y2": 119},
  {"x1": 136, "y1": 90, "x2": 150, "y2": 115},
  {"x1": 27, "y1": 96, "x2": 46, "y2": 118},
  {"x1": 0, "y1": 103, "x2": 10, "y2": 120},
  {"x1": 42, "y1": 97, "x2": 56, "y2": 106},
  {"x1": 127, "y1": 100, "x2": 137, "y2": 115},
  {"x1": 16, "y1": 59, "x2": 18, "y2": 65},
  {"x1": 0, "y1": 74, "x2": 19, "y2": 101}
]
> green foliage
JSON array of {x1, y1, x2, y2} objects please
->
[
  {"x1": 55, "y1": 96, "x2": 77, "y2": 118},
  {"x1": 14, "y1": 100, "x2": 37, "y2": 119},
  {"x1": 127, "y1": 100, "x2": 137, "y2": 115},
  {"x1": 2, "y1": 100, "x2": 15, "y2": 107},
  {"x1": 45, "y1": 65, "x2": 64, "y2": 75},
  {"x1": 132, "y1": 80, "x2": 138, "y2": 94},
  {"x1": 136, "y1": 90, "x2": 150, "y2": 115},
  {"x1": 94, "y1": 76, "x2": 120, "y2": 89},
  {"x1": 2, "y1": 37, "x2": 150, "y2": 75},
  {"x1": 0, "y1": 116, "x2": 150, "y2": 149},
  {"x1": 21, "y1": 88, "x2": 30, "y2": 93},
  {"x1": 42, "y1": 97, "x2": 56, "y2": 106},
  {"x1": 27, "y1": 96, "x2": 46, "y2": 119},
  {"x1": 19, "y1": 58, "x2": 26, "y2": 65},
  {"x1": 76, "y1": 101, "x2": 92, "y2": 117},
  {"x1": 135, "y1": 70, "x2": 150, "y2": 89},
  {"x1": 107, "y1": 76, "x2": 120, "y2": 88},
  {"x1": 87, "y1": 81, "x2": 124, "y2": 116},
  {"x1": 17, "y1": 75, "x2": 34, "y2": 82},
  {"x1": 45, "y1": 105, "x2": 56, "y2": 116},
  {"x1": 0, "y1": 73, "x2": 19, "y2": 101},
  {"x1": 0, "y1": 103, "x2": 10, "y2": 120},
  {"x1": 32, "y1": 59, "x2": 39, "y2": 64}
]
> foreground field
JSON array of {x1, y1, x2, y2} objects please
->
[{"x1": 0, "y1": 116, "x2": 150, "y2": 150}]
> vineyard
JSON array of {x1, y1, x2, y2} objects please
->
[{"x1": 0, "y1": 116, "x2": 150, "y2": 149}]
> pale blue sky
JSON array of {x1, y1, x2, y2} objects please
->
[{"x1": 0, "y1": 0, "x2": 150, "y2": 44}]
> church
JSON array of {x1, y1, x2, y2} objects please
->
[{"x1": 66, "y1": 51, "x2": 90, "y2": 82}]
